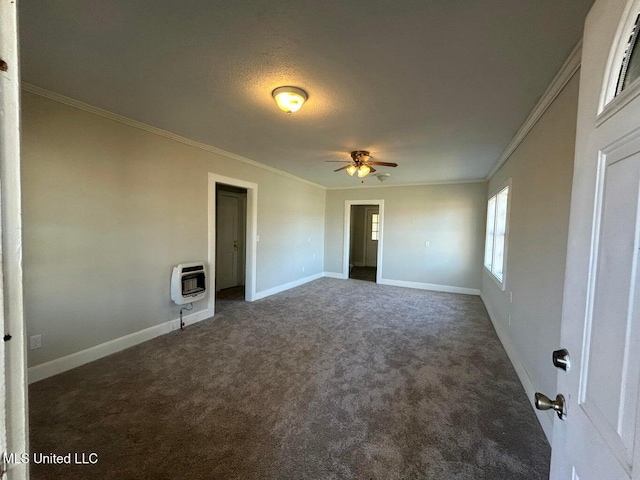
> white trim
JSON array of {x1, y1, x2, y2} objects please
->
[
  {"x1": 27, "y1": 309, "x2": 211, "y2": 384},
  {"x1": 253, "y1": 272, "x2": 323, "y2": 300},
  {"x1": 343, "y1": 200, "x2": 385, "y2": 282},
  {"x1": 597, "y1": 79, "x2": 640, "y2": 126},
  {"x1": 378, "y1": 278, "x2": 480, "y2": 296},
  {"x1": 327, "y1": 179, "x2": 486, "y2": 190},
  {"x1": 2, "y1": 0, "x2": 29, "y2": 476},
  {"x1": 208, "y1": 173, "x2": 258, "y2": 316},
  {"x1": 323, "y1": 272, "x2": 479, "y2": 295},
  {"x1": 21, "y1": 83, "x2": 326, "y2": 191},
  {"x1": 480, "y1": 292, "x2": 553, "y2": 443},
  {"x1": 486, "y1": 41, "x2": 582, "y2": 180},
  {"x1": 323, "y1": 272, "x2": 344, "y2": 279}
]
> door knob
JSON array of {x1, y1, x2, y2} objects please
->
[
  {"x1": 552, "y1": 348, "x2": 571, "y2": 371},
  {"x1": 534, "y1": 392, "x2": 566, "y2": 420}
]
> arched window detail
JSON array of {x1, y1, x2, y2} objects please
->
[{"x1": 616, "y1": 12, "x2": 640, "y2": 95}]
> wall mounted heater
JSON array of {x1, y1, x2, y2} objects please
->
[{"x1": 171, "y1": 262, "x2": 207, "y2": 305}]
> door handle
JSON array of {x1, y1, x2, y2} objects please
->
[
  {"x1": 534, "y1": 392, "x2": 566, "y2": 420},
  {"x1": 552, "y1": 348, "x2": 571, "y2": 371},
  {"x1": 233, "y1": 240, "x2": 238, "y2": 252}
]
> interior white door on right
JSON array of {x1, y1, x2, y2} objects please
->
[
  {"x1": 216, "y1": 190, "x2": 244, "y2": 291},
  {"x1": 364, "y1": 207, "x2": 379, "y2": 267},
  {"x1": 549, "y1": 0, "x2": 640, "y2": 478}
]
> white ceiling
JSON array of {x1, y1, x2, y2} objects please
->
[{"x1": 19, "y1": 0, "x2": 594, "y2": 188}]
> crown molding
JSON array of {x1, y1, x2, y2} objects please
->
[
  {"x1": 21, "y1": 83, "x2": 327, "y2": 191},
  {"x1": 326, "y1": 178, "x2": 486, "y2": 190},
  {"x1": 485, "y1": 40, "x2": 583, "y2": 180}
]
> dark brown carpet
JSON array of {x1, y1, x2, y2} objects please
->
[{"x1": 29, "y1": 278, "x2": 550, "y2": 479}]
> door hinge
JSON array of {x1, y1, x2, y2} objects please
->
[
  {"x1": 0, "y1": 59, "x2": 8, "y2": 72},
  {"x1": 3, "y1": 334, "x2": 11, "y2": 342}
]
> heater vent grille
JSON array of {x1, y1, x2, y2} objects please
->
[{"x1": 171, "y1": 262, "x2": 207, "y2": 305}]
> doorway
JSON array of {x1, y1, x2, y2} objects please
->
[
  {"x1": 208, "y1": 173, "x2": 257, "y2": 316},
  {"x1": 345, "y1": 201, "x2": 384, "y2": 283},
  {"x1": 216, "y1": 184, "x2": 247, "y2": 303}
]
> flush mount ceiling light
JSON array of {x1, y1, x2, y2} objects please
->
[{"x1": 272, "y1": 86, "x2": 308, "y2": 114}]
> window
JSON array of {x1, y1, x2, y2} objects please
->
[
  {"x1": 484, "y1": 184, "x2": 510, "y2": 287},
  {"x1": 371, "y1": 213, "x2": 379, "y2": 241},
  {"x1": 616, "y1": 13, "x2": 640, "y2": 96}
]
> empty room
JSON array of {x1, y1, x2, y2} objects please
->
[{"x1": 2, "y1": 0, "x2": 640, "y2": 478}]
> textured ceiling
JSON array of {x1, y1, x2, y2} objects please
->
[{"x1": 19, "y1": 0, "x2": 594, "y2": 187}]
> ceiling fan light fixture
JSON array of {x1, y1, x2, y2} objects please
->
[
  {"x1": 346, "y1": 164, "x2": 358, "y2": 176},
  {"x1": 272, "y1": 86, "x2": 308, "y2": 114},
  {"x1": 357, "y1": 164, "x2": 371, "y2": 178}
]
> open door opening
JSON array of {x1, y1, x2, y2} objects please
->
[
  {"x1": 215, "y1": 184, "x2": 247, "y2": 305},
  {"x1": 348, "y1": 204, "x2": 379, "y2": 283}
]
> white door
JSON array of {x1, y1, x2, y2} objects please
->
[
  {"x1": 364, "y1": 208, "x2": 379, "y2": 267},
  {"x1": 216, "y1": 190, "x2": 246, "y2": 291},
  {"x1": 216, "y1": 191, "x2": 240, "y2": 290},
  {"x1": 549, "y1": 0, "x2": 640, "y2": 478},
  {"x1": 1, "y1": 1, "x2": 28, "y2": 478}
]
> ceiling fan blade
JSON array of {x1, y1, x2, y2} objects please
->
[
  {"x1": 368, "y1": 161, "x2": 398, "y2": 167},
  {"x1": 333, "y1": 165, "x2": 350, "y2": 172},
  {"x1": 368, "y1": 166, "x2": 377, "y2": 173},
  {"x1": 325, "y1": 160, "x2": 352, "y2": 162}
]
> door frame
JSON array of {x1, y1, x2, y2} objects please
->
[
  {"x1": 208, "y1": 173, "x2": 258, "y2": 315},
  {"x1": 342, "y1": 200, "x2": 384, "y2": 282},
  {"x1": 1, "y1": 0, "x2": 28, "y2": 478},
  {"x1": 0, "y1": 2, "x2": 29, "y2": 480}
]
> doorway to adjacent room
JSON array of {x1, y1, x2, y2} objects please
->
[
  {"x1": 216, "y1": 183, "x2": 247, "y2": 302},
  {"x1": 344, "y1": 200, "x2": 384, "y2": 283}
]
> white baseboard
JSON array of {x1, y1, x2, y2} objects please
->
[
  {"x1": 28, "y1": 308, "x2": 212, "y2": 384},
  {"x1": 378, "y1": 278, "x2": 480, "y2": 296},
  {"x1": 323, "y1": 271, "x2": 346, "y2": 279},
  {"x1": 480, "y1": 292, "x2": 553, "y2": 443},
  {"x1": 253, "y1": 272, "x2": 324, "y2": 301}
]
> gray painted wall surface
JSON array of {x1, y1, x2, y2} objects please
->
[
  {"x1": 22, "y1": 92, "x2": 326, "y2": 367},
  {"x1": 481, "y1": 72, "x2": 579, "y2": 405},
  {"x1": 325, "y1": 183, "x2": 487, "y2": 289}
]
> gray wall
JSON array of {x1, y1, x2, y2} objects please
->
[
  {"x1": 22, "y1": 92, "x2": 326, "y2": 367},
  {"x1": 325, "y1": 183, "x2": 487, "y2": 289},
  {"x1": 481, "y1": 72, "x2": 579, "y2": 407}
]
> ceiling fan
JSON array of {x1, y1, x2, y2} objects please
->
[{"x1": 327, "y1": 150, "x2": 398, "y2": 178}]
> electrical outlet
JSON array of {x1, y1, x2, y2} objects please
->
[
  {"x1": 30, "y1": 334, "x2": 42, "y2": 350},
  {"x1": 425, "y1": 241, "x2": 430, "y2": 247}
]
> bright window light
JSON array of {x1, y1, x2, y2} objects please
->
[{"x1": 484, "y1": 184, "x2": 510, "y2": 286}]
